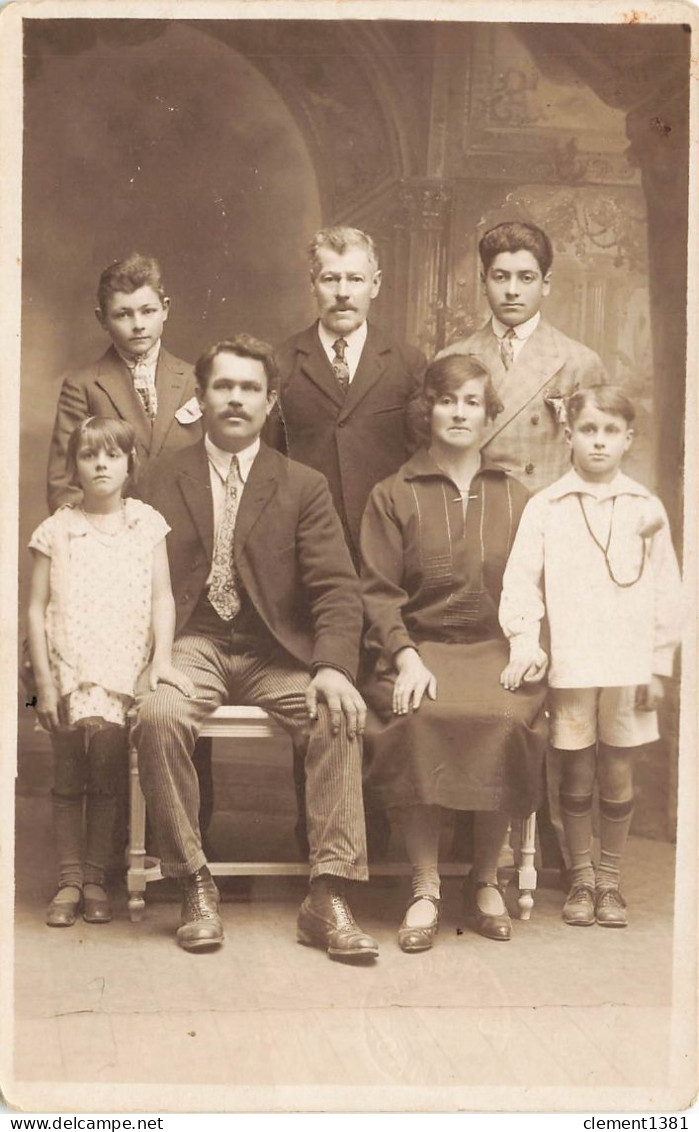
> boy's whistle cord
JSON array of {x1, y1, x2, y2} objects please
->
[{"x1": 576, "y1": 494, "x2": 646, "y2": 589}]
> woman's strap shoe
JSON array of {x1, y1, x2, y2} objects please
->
[
  {"x1": 398, "y1": 895, "x2": 440, "y2": 953},
  {"x1": 464, "y1": 875, "x2": 511, "y2": 941}
]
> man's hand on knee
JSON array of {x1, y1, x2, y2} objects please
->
[
  {"x1": 148, "y1": 660, "x2": 196, "y2": 699},
  {"x1": 305, "y1": 667, "x2": 366, "y2": 740}
]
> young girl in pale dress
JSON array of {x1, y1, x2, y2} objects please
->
[{"x1": 28, "y1": 417, "x2": 193, "y2": 927}]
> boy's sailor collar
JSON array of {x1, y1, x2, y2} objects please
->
[
  {"x1": 549, "y1": 467, "x2": 652, "y2": 502},
  {"x1": 491, "y1": 311, "x2": 541, "y2": 341},
  {"x1": 402, "y1": 447, "x2": 510, "y2": 482}
]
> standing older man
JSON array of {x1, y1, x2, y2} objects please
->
[
  {"x1": 273, "y1": 226, "x2": 425, "y2": 567},
  {"x1": 270, "y1": 227, "x2": 425, "y2": 858},
  {"x1": 134, "y1": 334, "x2": 377, "y2": 960}
]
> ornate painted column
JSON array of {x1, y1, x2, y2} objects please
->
[{"x1": 394, "y1": 179, "x2": 452, "y2": 355}]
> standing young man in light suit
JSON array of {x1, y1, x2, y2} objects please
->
[
  {"x1": 47, "y1": 253, "x2": 202, "y2": 512},
  {"x1": 273, "y1": 226, "x2": 426, "y2": 568},
  {"x1": 438, "y1": 221, "x2": 607, "y2": 492},
  {"x1": 134, "y1": 334, "x2": 378, "y2": 960}
]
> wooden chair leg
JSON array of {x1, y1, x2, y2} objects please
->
[
  {"x1": 517, "y1": 812, "x2": 537, "y2": 920},
  {"x1": 127, "y1": 740, "x2": 147, "y2": 922}
]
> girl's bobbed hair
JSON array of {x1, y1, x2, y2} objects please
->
[
  {"x1": 66, "y1": 416, "x2": 138, "y2": 488},
  {"x1": 407, "y1": 353, "x2": 504, "y2": 448}
]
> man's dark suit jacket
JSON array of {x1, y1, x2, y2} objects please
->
[
  {"x1": 273, "y1": 322, "x2": 425, "y2": 560},
  {"x1": 47, "y1": 344, "x2": 203, "y2": 512},
  {"x1": 137, "y1": 440, "x2": 363, "y2": 681}
]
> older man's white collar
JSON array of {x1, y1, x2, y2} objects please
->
[{"x1": 318, "y1": 320, "x2": 368, "y2": 381}]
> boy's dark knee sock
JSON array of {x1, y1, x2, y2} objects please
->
[
  {"x1": 597, "y1": 794, "x2": 634, "y2": 890},
  {"x1": 559, "y1": 745, "x2": 596, "y2": 888},
  {"x1": 559, "y1": 790, "x2": 595, "y2": 888}
]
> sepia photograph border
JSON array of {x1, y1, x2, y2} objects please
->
[{"x1": 0, "y1": 0, "x2": 697, "y2": 1116}]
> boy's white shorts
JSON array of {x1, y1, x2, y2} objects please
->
[{"x1": 548, "y1": 686, "x2": 660, "y2": 750}]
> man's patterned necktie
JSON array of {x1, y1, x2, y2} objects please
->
[
  {"x1": 132, "y1": 359, "x2": 158, "y2": 422},
  {"x1": 208, "y1": 455, "x2": 242, "y2": 621},
  {"x1": 500, "y1": 327, "x2": 517, "y2": 371},
  {"x1": 332, "y1": 337, "x2": 350, "y2": 393}
]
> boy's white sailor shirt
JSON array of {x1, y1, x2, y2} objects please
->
[{"x1": 499, "y1": 468, "x2": 682, "y2": 688}]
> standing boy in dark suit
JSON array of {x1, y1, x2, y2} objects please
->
[
  {"x1": 47, "y1": 252, "x2": 202, "y2": 511},
  {"x1": 134, "y1": 334, "x2": 378, "y2": 961}
]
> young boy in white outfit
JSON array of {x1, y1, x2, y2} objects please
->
[{"x1": 498, "y1": 386, "x2": 682, "y2": 927}]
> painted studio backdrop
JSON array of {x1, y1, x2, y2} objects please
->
[{"x1": 20, "y1": 19, "x2": 689, "y2": 841}]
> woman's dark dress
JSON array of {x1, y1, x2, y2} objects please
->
[{"x1": 360, "y1": 448, "x2": 546, "y2": 816}]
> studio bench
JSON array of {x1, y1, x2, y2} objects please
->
[{"x1": 127, "y1": 705, "x2": 538, "y2": 921}]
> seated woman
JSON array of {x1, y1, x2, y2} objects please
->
[{"x1": 359, "y1": 354, "x2": 548, "y2": 951}]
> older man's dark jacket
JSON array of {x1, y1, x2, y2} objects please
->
[{"x1": 272, "y1": 322, "x2": 425, "y2": 561}]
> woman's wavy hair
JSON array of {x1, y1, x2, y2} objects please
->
[{"x1": 407, "y1": 354, "x2": 503, "y2": 448}]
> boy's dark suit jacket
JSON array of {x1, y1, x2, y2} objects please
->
[
  {"x1": 137, "y1": 440, "x2": 363, "y2": 681},
  {"x1": 47, "y1": 345, "x2": 202, "y2": 512},
  {"x1": 272, "y1": 322, "x2": 426, "y2": 559}
]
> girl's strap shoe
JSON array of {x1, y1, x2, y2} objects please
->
[
  {"x1": 46, "y1": 887, "x2": 82, "y2": 928},
  {"x1": 83, "y1": 885, "x2": 113, "y2": 924}
]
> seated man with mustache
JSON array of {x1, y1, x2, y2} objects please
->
[{"x1": 134, "y1": 333, "x2": 377, "y2": 959}]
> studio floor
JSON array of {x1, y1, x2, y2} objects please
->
[{"x1": 7, "y1": 717, "x2": 693, "y2": 1113}]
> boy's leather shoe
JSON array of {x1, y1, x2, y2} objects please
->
[
  {"x1": 297, "y1": 882, "x2": 378, "y2": 961},
  {"x1": 177, "y1": 868, "x2": 224, "y2": 951},
  {"x1": 595, "y1": 886, "x2": 628, "y2": 928},
  {"x1": 562, "y1": 883, "x2": 596, "y2": 926}
]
